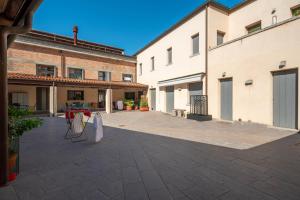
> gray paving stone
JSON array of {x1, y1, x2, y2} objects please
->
[
  {"x1": 0, "y1": 114, "x2": 299, "y2": 200},
  {"x1": 148, "y1": 188, "x2": 172, "y2": 200},
  {"x1": 124, "y1": 182, "x2": 149, "y2": 200},
  {"x1": 0, "y1": 186, "x2": 18, "y2": 200},
  {"x1": 122, "y1": 166, "x2": 142, "y2": 184},
  {"x1": 140, "y1": 170, "x2": 166, "y2": 191}
]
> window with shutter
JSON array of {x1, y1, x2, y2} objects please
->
[
  {"x1": 291, "y1": 5, "x2": 300, "y2": 17},
  {"x1": 191, "y1": 34, "x2": 199, "y2": 55},
  {"x1": 151, "y1": 57, "x2": 155, "y2": 71},
  {"x1": 246, "y1": 21, "x2": 261, "y2": 34},
  {"x1": 217, "y1": 31, "x2": 225, "y2": 46},
  {"x1": 167, "y1": 48, "x2": 172, "y2": 65}
]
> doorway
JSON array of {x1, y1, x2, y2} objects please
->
[
  {"x1": 150, "y1": 89, "x2": 156, "y2": 111},
  {"x1": 220, "y1": 78, "x2": 233, "y2": 121},
  {"x1": 166, "y1": 86, "x2": 174, "y2": 113},
  {"x1": 273, "y1": 70, "x2": 298, "y2": 129},
  {"x1": 36, "y1": 87, "x2": 49, "y2": 112},
  {"x1": 98, "y1": 90, "x2": 106, "y2": 110}
]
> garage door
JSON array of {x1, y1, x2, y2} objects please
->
[
  {"x1": 220, "y1": 79, "x2": 233, "y2": 121},
  {"x1": 166, "y1": 86, "x2": 174, "y2": 113},
  {"x1": 150, "y1": 89, "x2": 156, "y2": 111},
  {"x1": 273, "y1": 70, "x2": 298, "y2": 129}
]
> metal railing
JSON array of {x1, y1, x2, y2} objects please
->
[{"x1": 190, "y1": 95, "x2": 208, "y2": 115}]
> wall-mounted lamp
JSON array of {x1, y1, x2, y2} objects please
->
[
  {"x1": 271, "y1": 9, "x2": 276, "y2": 14},
  {"x1": 279, "y1": 61, "x2": 287, "y2": 68},
  {"x1": 222, "y1": 72, "x2": 226, "y2": 77},
  {"x1": 178, "y1": 88, "x2": 182, "y2": 91},
  {"x1": 245, "y1": 80, "x2": 253, "y2": 86}
]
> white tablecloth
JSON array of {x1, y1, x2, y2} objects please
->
[{"x1": 89, "y1": 114, "x2": 103, "y2": 143}]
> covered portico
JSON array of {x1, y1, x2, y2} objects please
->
[{"x1": 8, "y1": 73, "x2": 148, "y2": 115}]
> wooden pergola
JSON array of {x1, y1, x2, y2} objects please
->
[{"x1": 0, "y1": 0, "x2": 43, "y2": 186}]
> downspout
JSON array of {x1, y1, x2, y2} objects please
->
[
  {"x1": 0, "y1": 12, "x2": 33, "y2": 186},
  {"x1": 205, "y1": 3, "x2": 209, "y2": 113}
]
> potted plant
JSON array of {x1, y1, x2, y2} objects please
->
[
  {"x1": 139, "y1": 96, "x2": 149, "y2": 112},
  {"x1": 124, "y1": 99, "x2": 134, "y2": 111},
  {"x1": 134, "y1": 100, "x2": 139, "y2": 110},
  {"x1": 8, "y1": 107, "x2": 42, "y2": 182}
]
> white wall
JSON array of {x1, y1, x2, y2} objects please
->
[
  {"x1": 208, "y1": 18, "x2": 300, "y2": 127},
  {"x1": 207, "y1": 7, "x2": 229, "y2": 49},
  {"x1": 227, "y1": 0, "x2": 300, "y2": 41},
  {"x1": 137, "y1": 10, "x2": 207, "y2": 111}
]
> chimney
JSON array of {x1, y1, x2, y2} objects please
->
[{"x1": 73, "y1": 26, "x2": 78, "y2": 45}]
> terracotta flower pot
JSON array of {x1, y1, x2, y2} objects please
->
[
  {"x1": 8, "y1": 153, "x2": 18, "y2": 182},
  {"x1": 126, "y1": 106, "x2": 132, "y2": 111},
  {"x1": 140, "y1": 107, "x2": 149, "y2": 112}
]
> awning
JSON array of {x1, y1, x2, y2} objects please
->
[{"x1": 158, "y1": 73, "x2": 205, "y2": 87}]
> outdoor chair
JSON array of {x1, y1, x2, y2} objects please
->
[{"x1": 64, "y1": 110, "x2": 91, "y2": 143}]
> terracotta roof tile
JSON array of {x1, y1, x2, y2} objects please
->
[{"x1": 8, "y1": 73, "x2": 148, "y2": 89}]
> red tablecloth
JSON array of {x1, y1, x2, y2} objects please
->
[{"x1": 65, "y1": 110, "x2": 91, "y2": 119}]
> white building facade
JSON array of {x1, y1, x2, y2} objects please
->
[
  {"x1": 136, "y1": 4, "x2": 208, "y2": 113},
  {"x1": 136, "y1": 0, "x2": 300, "y2": 130}
]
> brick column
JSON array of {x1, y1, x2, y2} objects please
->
[
  {"x1": 49, "y1": 85, "x2": 57, "y2": 117},
  {"x1": 106, "y1": 89, "x2": 112, "y2": 114}
]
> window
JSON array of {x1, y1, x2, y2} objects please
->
[
  {"x1": 125, "y1": 92, "x2": 135, "y2": 100},
  {"x1": 167, "y1": 48, "x2": 172, "y2": 65},
  {"x1": 10, "y1": 92, "x2": 28, "y2": 107},
  {"x1": 246, "y1": 21, "x2": 261, "y2": 34},
  {"x1": 138, "y1": 91, "x2": 144, "y2": 100},
  {"x1": 291, "y1": 5, "x2": 300, "y2": 17},
  {"x1": 68, "y1": 68, "x2": 83, "y2": 80},
  {"x1": 188, "y1": 82, "x2": 203, "y2": 104},
  {"x1": 67, "y1": 91, "x2": 84, "y2": 100},
  {"x1": 151, "y1": 57, "x2": 155, "y2": 71},
  {"x1": 123, "y1": 74, "x2": 133, "y2": 82},
  {"x1": 191, "y1": 33, "x2": 199, "y2": 55},
  {"x1": 139, "y1": 63, "x2": 143, "y2": 76},
  {"x1": 98, "y1": 71, "x2": 111, "y2": 81},
  {"x1": 217, "y1": 31, "x2": 225, "y2": 46},
  {"x1": 36, "y1": 64, "x2": 55, "y2": 77}
]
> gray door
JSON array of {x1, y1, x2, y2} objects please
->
[
  {"x1": 220, "y1": 79, "x2": 233, "y2": 121},
  {"x1": 150, "y1": 89, "x2": 156, "y2": 111},
  {"x1": 166, "y1": 86, "x2": 174, "y2": 113},
  {"x1": 273, "y1": 70, "x2": 298, "y2": 129}
]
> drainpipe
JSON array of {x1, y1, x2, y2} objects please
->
[
  {"x1": 205, "y1": 3, "x2": 209, "y2": 113},
  {"x1": 0, "y1": 12, "x2": 33, "y2": 186}
]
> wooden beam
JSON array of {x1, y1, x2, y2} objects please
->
[{"x1": 0, "y1": 29, "x2": 9, "y2": 186}]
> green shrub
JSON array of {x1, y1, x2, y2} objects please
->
[
  {"x1": 8, "y1": 107, "x2": 43, "y2": 153},
  {"x1": 124, "y1": 99, "x2": 134, "y2": 107},
  {"x1": 139, "y1": 97, "x2": 148, "y2": 107}
]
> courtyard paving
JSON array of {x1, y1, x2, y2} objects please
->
[{"x1": 0, "y1": 111, "x2": 300, "y2": 200}]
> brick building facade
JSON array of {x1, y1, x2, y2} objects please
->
[{"x1": 7, "y1": 30, "x2": 147, "y2": 114}]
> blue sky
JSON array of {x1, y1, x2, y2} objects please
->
[{"x1": 33, "y1": 0, "x2": 243, "y2": 55}]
